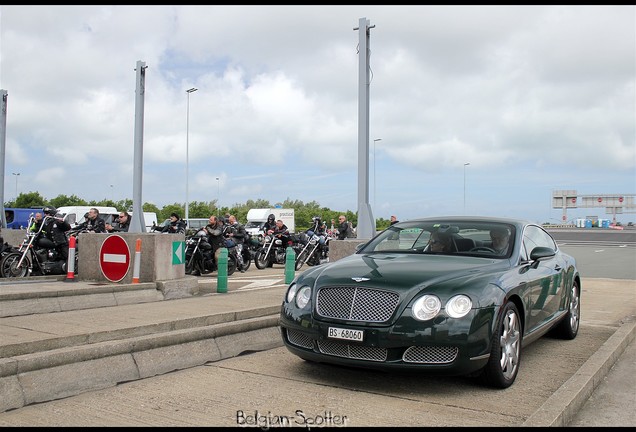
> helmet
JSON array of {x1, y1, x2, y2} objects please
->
[
  {"x1": 43, "y1": 206, "x2": 57, "y2": 216},
  {"x1": 312, "y1": 216, "x2": 321, "y2": 223},
  {"x1": 267, "y1": 214, "x2": 275, "y2": 222}
]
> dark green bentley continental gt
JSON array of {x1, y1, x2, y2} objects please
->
[{"x1": 279, "y1": 216, "x2": 580, "y2": 388}]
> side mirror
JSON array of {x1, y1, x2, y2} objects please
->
[{"x1": 529, "y1": 246, "x2": 556, "y2": 268}]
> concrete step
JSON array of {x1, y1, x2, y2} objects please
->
[
  {"x1": 0, "y1": 276, "x2": 200, "y2": 318},
  {"x1": 1, "y1": 312, "x2": 281, "y2": 412},
  {"x1": 0, "y1": 282, "x2": 286, "y2": 413}
]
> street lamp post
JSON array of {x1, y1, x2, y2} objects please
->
[
  {"x1": 373, "y1": 139, "x2": 381, "y2": 211},
  {"x1": 215, "y1": 177, "x2": 220, "y2": 210},
  {"x1": 463, "y1": 163, "x2": 470, "y2": 214},
  {"x1": 12, "y1": 172, "x2": 20, "y2": 201},
  {"x1": 185, "y1": 87, "x2": 198, "y2": 224}
]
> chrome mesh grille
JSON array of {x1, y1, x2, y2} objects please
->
[
  {"x1": 402, "y1": 346, "x2": 458, "y2": 364},
  {"x1": 316, "y1": 286, "x2": 400, "y2": 322},
  {"x1": 286, "y1": 329, "x2": 314, "y2": 349},
  {"x1": 317, "y1": 340, "x2": 387, "y2": 362}
]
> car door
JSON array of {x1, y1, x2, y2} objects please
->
[{"x1": 521, "y1": 225, "x2": 564, "y2": 334}]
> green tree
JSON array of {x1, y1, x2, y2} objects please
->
[
  {"x1": 49, "y1": 194, "x2": 89, "y2": 208},
  {"x1": 158, "y1": 203, "x2": 185, "y2": 221},
  {"x1": 142, "y1": 202, "x2": 160, "y2": 215},
  {"x1": 189, "y1": 201, "x2": 216, "y2": 218},
  {"x1": 14, "y1": 191, "x2": 47, "y2": 209}
]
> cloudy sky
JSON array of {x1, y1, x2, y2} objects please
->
[{"x1": 1, "y1": 5, "x2": 634, "y2": 224}]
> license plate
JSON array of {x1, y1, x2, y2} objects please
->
[{"x1": 328, "y1": 327, "x2": 364, "y2": 342}]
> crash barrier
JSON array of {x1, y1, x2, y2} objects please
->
[
  {"x1": 73, "y1": 233, "x2": 185, "y2": 283},
  {"x1": 132, "y1": 238, "x2": 142, "y2": 284},
  {"x1": 64, "y1": 236, "x2": 77, "y2": 282},
  {"x1": 217, "y1": 247, "x2": 228, "y2": 293},
  {"x1": 285, "y1": 246, "x2": 295, "y2": 283}
]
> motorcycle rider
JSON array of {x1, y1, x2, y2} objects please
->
[
  {"x1": 29, "y1": 212, "x2": 44, "y2": 233},
  {"x1": 263, "y1": 213, "x2": 277, "y2": 237},
  {"x1": 39, "y1": 206, "x2": 72, "y2": 261},
  {"x1": 106, "y1": 211, "x2": 130, "y2": 233},
  {"x1": 155, "y1": 212, "x2": 186, "y2": 234},
  {"x1": 272, "y1": 219, "x2": 292, "y2": 246},
  {"x1": 74, "y1": 208, "x2": 107, "y2": 233},
  {"x1": 227, "y1": 215, "x2": 247, "y2": 272},
  {"x1": 204, "y1": 215, "x2": 226, "y2": 266}
]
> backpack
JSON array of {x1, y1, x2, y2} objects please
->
[{"x1": 346, "y1": 221, "x2": 356, "y2": 238}]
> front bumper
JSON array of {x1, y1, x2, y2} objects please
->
[{"x1": 279, "y1": 304, "x2": 496, "y2": 375}]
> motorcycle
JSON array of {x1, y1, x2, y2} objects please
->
[
  {"x1": 243, "y1": 232, "x2": 261, "y2": 263},
  {"x1": 230, "y1": 240, "x2": 252, "y2": 273},
  {"x1": 254, "y1": 233, "x2": 298, "y2": 270},
  {"x1": 294, "y1": 230, "x2": 332, "y2": 271},
  {"x1": 0, "y1": 216, "x2": 77, "y2": 278},
  {"x1": 185, "y1": 229, "x2": 237, "y2": 276}
]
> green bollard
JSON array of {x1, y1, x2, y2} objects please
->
[
  {"x1": 285, "y1": 246, "x2": 296, "y2": 284},
  {"x1": 217, "y1": 247, "x2": 228, "y2": 293}
]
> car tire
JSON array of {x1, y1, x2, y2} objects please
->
[
  {"x1": 550, "y1": 280, "x2": 580, "y2": 340},
  {"x1": 479, "y1": 301, "x2": 522, "y2": 389}
]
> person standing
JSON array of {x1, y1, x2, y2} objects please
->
[
  {"x1": 204, "y1": 215, "x2": 226, "y2": 265},
  {"x1": 228, "y1": 215, "x2": 247, "y2": 272},
  {"x1": 336, "y1": 215, "x2": 351, "y2": 240}
]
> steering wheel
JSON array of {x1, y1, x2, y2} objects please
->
[{"x1": 469, "y1": 246, "x2": 496, "y2": 253}]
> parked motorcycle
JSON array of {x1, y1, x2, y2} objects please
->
[
  {"x1": 230, "y1": 238, "x2": 252, "y2": 273},
  {"x1": 254, "y1": 233, "x2": 298, "y2": 270},
  {"x1": 0, "y1": 216, "x2": 76, "y2": 278},
  {"x1": 185, "y1": 229, "x2": 237, "y2": 276},
  {"x1": 294, "y1": 230, "x2": 331, "y2": 271},
  {"x1": 243, "y1": 232, "x2": 261, "y2": 264}
]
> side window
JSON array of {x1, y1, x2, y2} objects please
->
[{"x1": 522, "y1": 225, "x2": 557, "y2": 259}]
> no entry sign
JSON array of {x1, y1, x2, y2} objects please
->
[{"x1": 100, "y1": 235, "x2": 131, "y2": 282}]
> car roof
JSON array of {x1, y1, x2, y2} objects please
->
[{"x1": 400, "y1": 216, "x2": 532, "y2": 229}]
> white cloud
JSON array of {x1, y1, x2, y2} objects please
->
[{"x1": 1, "y1": 5, "x2": 634, "y2": 224}]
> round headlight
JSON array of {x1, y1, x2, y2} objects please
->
[
  {"x1": 412, "y1": 295, "x2": 441, "y2": 321},
  {"x1": 296, "y1": 286, "x2": 311, "y2": 309},
  {"x1": 446, "y1": 295, "x2": 472, "y2": 318},
  {"x1": 286, "y1": 283, "x2": 298, "y2": 303}
]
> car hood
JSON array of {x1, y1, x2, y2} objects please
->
[{"x1": 299, "y1": 252, "x2": 510, "y2": 293}]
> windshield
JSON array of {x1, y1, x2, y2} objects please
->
[{"x1": 359, "y1": 220, "x2": 516, "y2": 259}]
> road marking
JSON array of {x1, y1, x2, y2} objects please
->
[{"x1": 238, "y1": 279, "x2": 283, "y2": 289}]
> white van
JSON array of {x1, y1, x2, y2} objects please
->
[{"x1": 56, "y1": 206, "x2": 118, "y2": 228}]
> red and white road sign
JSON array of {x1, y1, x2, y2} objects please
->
[{"x1": 100, "y1": 235, "x2": 131, "y2": 282}]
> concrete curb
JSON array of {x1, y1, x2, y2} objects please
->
[
  {"x1": 522, "y1": 316, "x2": 636, "y2": 426},
  {"x1": 0, "y1": 314, "x2": 282, "y2": 413},
  {"x1": 0, "y1": 278, "x2": 200, "y2": 318}
]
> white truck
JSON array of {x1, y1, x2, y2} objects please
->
[{"x1": 244, "y1": 208, "x2": 295, "y2": 237}]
